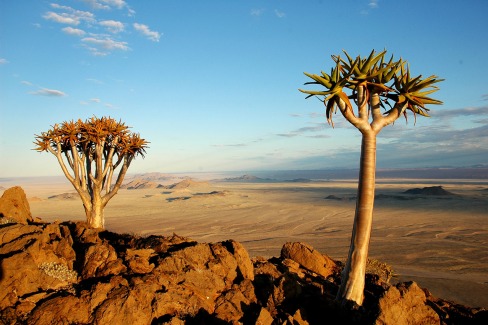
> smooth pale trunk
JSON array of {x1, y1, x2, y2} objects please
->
[
  {"x1": 84, "y1": 189, "x2": 105, "y2": 228},
  {"x1": 337, "y1": 130, "x2": 377, "y2": 305}
]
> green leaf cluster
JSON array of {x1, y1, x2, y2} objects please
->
[{"x1": 299, "y1": 50, "x2": 443, "y2": 124}]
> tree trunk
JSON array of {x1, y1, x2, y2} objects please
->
[
  {"x1": 84, "y1": 188, "x2": 105, "y2": 228},
  {"x1": 336, "y1": 130, "x2": 377, "y2": 305}
]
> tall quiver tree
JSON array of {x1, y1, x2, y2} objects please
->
[
  {"x1": 34, "y1": 116, "x2": 148, "y2": 228},
  {"x1": 299, "y1": 50, "x2": 443, "y2": 306}
]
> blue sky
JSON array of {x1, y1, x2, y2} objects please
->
[{"x1": 1, "y1": 0, "x2": 487, "y2": 177}]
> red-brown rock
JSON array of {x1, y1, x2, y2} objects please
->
[
  {"x1": 281, "y1": 242, "x2": 337, "y2": 278},
  {"x1": 374, "y1": 281, "x2": 440, "y2": 325},
  {"x1": 0, "y1": 186, "x2": 33, "y2": 224}
]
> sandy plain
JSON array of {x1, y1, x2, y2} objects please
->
[{"x1": 2, "y1": 175, "x2": 487, "y2": 309}]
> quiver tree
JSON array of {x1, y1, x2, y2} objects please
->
[
  {"x1": 299, "y1": 50, "x2": 443, "y2": 306},
  {"x1": 34, "y1": 116, "x2": 149, "y2": 228}
]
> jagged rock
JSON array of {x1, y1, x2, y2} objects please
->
[
  {"x1": 374, "y1": 281, "x2": 440, "y2": 325},
  {"x1": 82, "y1": 242, "x2": 127, "y2": 278},
  {"x1": 125, "y1": 248, "x2": 155, "y2": 274},
  {"x1": 0, "y1": 222, "x2": 77, "y2": 310},
  {"x1": 256, "y1": 307, "x2": 274, "y2": 325},
  {"x1": 27, "y1": 295, "x2": 90, "y2": 325},
  {"x1": 0, "y1": 207, "x2": 485, "y2": 324},
  {"x1": 0, "y1": 186, "x2": 33, "y2": 224},
  {"x1": 214, "y1": 279, "x2": 257, "y2": 323},
  {"x1": 71, "y1": 221, "x2": 104, "y2": 244},
  {"x1": 281, "y1": 242, "x2": 337, "y2": 278}
]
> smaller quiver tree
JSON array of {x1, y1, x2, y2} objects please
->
[{"x1": 34, "y1": 116, "x2": 149, "y2": 228}]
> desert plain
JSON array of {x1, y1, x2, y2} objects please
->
[{"x1": 1, "y1": 171, "x2": 487, "y2": 309}]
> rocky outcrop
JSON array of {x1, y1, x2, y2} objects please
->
[
  {"x1": 0, "y1": 186, "x2": 33, "y2": 224},
  {"x1": 404, "y1": 186, "x2": 455, "y2": 196},
  {"x1": 0, "y1": 186, "x2": 487, "y2": 324},
  {"x1": 281, "y1": 241, "x2": 338, "y2": 278}
]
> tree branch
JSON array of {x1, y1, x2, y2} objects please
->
[
  {"x1": 337, "y1": 98, "x2": 369, "y2": 132},
  {"x1": 371, "y1": 101, "x2": 406, "y2": 132},
  {"x1": 103, "y1": 155, "x2": 132, "y2": 204}
]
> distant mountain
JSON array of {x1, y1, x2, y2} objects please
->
[
  {"x1": 403, "y1": 186, "x2": 455, "y2": 196},
  {"x1": 162, "y1": 179, "x2": 209, "y2": 189},
  {"x1": 217, "y1": 174, "x2": 275, "y2": 183},
  {"x1": 48, "y1": 192, "x2": 78, "y2": 200},
  {"x1": 127, "y1": 172, "x2": 180, "y2": 182},
  {"x1": 284, "y1": 178, "x2": 314, "y2": 183},
  {"x1": 121, "y1": 179, "x2": 161, "y2": 190}
]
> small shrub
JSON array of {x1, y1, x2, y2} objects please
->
[
  {"x1": 0, "y1": 217, "x2": 17, "y2": 225},
  {"x1": 366, "y1": 258, "x2": 395, "y2": 283},
  {"x1": 39, "y1": 262, "x2": 78, "y2": 282}
]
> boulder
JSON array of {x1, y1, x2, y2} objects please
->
[
  {"x1": 125, "y1": 248, "x2": 155, "y2": 274},
  {"x1": 281, "y1": 242, "x2": 337, "y2": 278},
  {"x1": 374, "y1": 281, "x2": 440, "y2": 325},
  {"x1": 82, "y1": 242, "x2": 127, "y2": 278},
  {"x1": 0, "y1": 186, "x2": 33, "y2": 224},
  {"x1": 0, "y1": 223, "x2": 77, "y2": 310}
]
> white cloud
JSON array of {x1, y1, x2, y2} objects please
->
[
  {"x1": 30, "y1": 88, "x2": 67, "y2": 97},
  {"x1": 0, "y1": 58, "x2": 8, "y2": 64},
  {"x1": 62, "y1": 27, "x2": 86, "y2": 36},
  {"x1": 21, "y1": 81, "x2": 33, "y2": 86},
  {"x1": 274, "y1": 9, "x2": 286, "y2": 18},
  {"x1": 82, "y1": 37, "x2": 129, "y2": 55},
  {"x1": 43, "y1": 12, "x2": 80, "y2": 25},
  {"x1": 82, "y1": 0, "x2": 126, "y2": 10},
  {"x1": 90, "y1": 98, "x2": 101, "y2": 103},
  {"x1": 99, "y1": 20, "x2": 124, "y2": 33},
  {"x1": 133, "y1": 23, "x2": 161, "y2": 42},
  {"x1": 102, "y1": 0, "x2": 126, "y2": 9},
  {"x1": 43, "y1": 5, "x2": 95, "y2": 25},
  {"x1": 361, "y1": 0, "x2": 379, "y2": 14},
  {"x1": 369, "y1": 0, "x2": 379, "y2": 9}
]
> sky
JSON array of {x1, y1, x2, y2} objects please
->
[{"x1": 1, "y1": 0, "x2": 488, "y2": 178}]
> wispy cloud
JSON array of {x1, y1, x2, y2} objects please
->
[
  {"x1": 369, "y1": 0, "x2": 379, "y2": 9},
  {"x1": 43, "y1": 11, "x2": 80, "y2": 25},
  {"x1": 99, "y1": 20, "x2": 124, "y2": 33},
  {"x1": 274, "y1": 9, "x2": 286, "y2": 18},
  {"x1": 251, "y1": 8, "x2": 265, "y2": 16},
  {"x1": 30, "y1": 88, "x2": 67, "y2": 97},
  {"x1": 133, "y1": 23, "x2": 161, "y2": 42},
  {"x1": 277, "y1": 123, "x2": 326, "y2": 138},
  {"x1": 361, "y1": 0, "x2": 379, "y2": 15},
  {"x1": 42, "y1": 2, "x2": 154, "y2": 55},
  {"x1": 82, "y1": 0, "x2": 127, "y2": 10},
  {"x1": 432, "y1": 106, "x2": 488, "y2": 119},
  {"x1": 62, "y1": 26, "x2": 86, "y2": 36},
  {"x1": 86, "y1": 78, "x2": 104, "y2": 84},
  {"x1": 80, "y1": 97, "x2": 116, "y2": 108},
  {"x1": 44, "y1": 4, "x2": 95, "y2": 25},
  {"x1": 212, "y1": 143, "x2": 248, "y2": 148},
  {"x1": 82, "y1": 37, "x2": 129, "y2": 56},
  {"x1": 0, "y1": 58, "x2": 8, "y2": 65}
]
